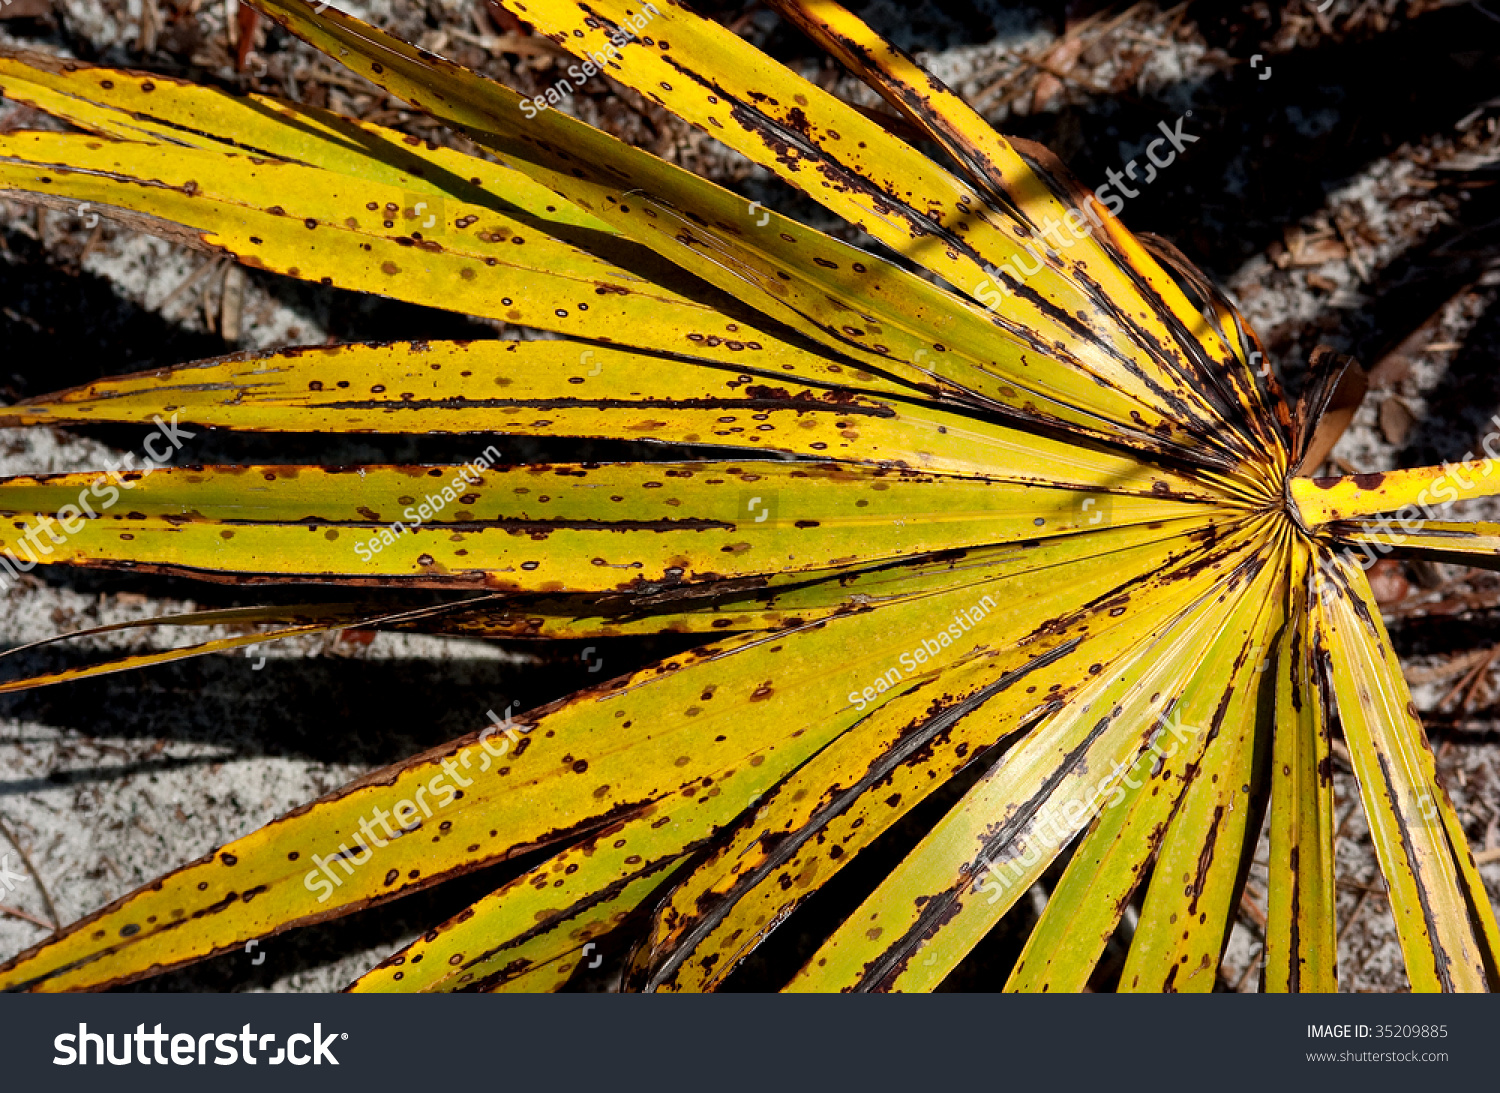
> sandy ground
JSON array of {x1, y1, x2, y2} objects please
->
[{"x1": 0, "y1": 0, "x2": 1498, "y2": 991}]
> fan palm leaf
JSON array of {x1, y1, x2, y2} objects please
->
[{"x1": 0, "y1": 0, "x2": 1494, "y2": 992}]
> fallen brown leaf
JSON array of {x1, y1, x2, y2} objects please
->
[{"x1": 1378, "y1": 396, "x2": 1417, "y2": 446}]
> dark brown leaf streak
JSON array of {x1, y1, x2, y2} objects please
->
[
  {"x1": 1307, "y1": 607, "x2": 1338, "y2": 796},
  {"x1": 1135, "y1": 231, "x2": 1291, "y2": 449},
  {"x1": 2, "y1": 604, "x2": 819, "y2": 991},
  {"x1": 0, "y1": 48, "x2": 333, "y2": 172},
  {"x1": 4, "y1": 349, "x2": 968, "y2": 444},
  {"x1": 647, "y1": 519, "x2": 1252, "y2": 987},
  {"x1": 1312, "y1": 545, "x2": 1472, "y2": 991},
  {"x1": 623, "y1": 203, "x2": 984, "y2": 392},
  {"x1": 1120, "y1": 616, "x2": 1264, "y2": 932},
  {"x1": 463, "y1": 878, "x2": 680, "y2": 992},
  {"x1": 13, "y1": 378, "x2": 899, "y2": 423},
  {"x1": 149, "y1": 516, "x2": 738, "y2": 532},
  {"x1": 307, "y1": 395, "x2": 895, "y2": 416},
  {"x1": 570, "y1": 3, "x2": 1240, "y2": 455},
  {"x1": 1334, "y1": 522, "x2": 1472, "y2": 541},
  {"x1": 643, "y1": 645, "x2": 1072, "y2": 990},
  {"x1": 1331, "y1": 522, "x2": 1500, "y2": 573},
  {"x1": 1007, "y1": 142, "x2": 1273, "y2": 458},
  {"x1": 629, "y1": 175, "x2": 1224, "y2": 465},
  {"x1": 668, "y1": 62, "x2": 1248, "y2": 462},
  {"x1": 1373, "y1": 750, "x2": 1457, "y2": 992},
  {"x1": 0, "y1": 784, "x2": 659, "y2": 993},
  {"x1": 37, "y1": 380, "x2": 264, "y2": 401},
  {"x1": 19, "y1": 70, "x2": 621, "y2": 245},
  {"x1": 848, "y1": 542, "x2": 1267, "y2": 991},
  {"x1": 1286, "y1": 843, "x2": 1303, "y2": 992},
  {"x1": 385, "y1": 842, "x2": 692, "y2": 992},
  {"x1": 1277, "y1": 580, "x2": 1313, "y2": 990},
  {"x1": 763, "y1": 0, "x2": 1270, "y2": 461},
  {"x1": 1443, "y1": 820, "x2": 1500, "y2": 989},
  {"x1": 1103, "y1": 679, "x2": 1233, "y2": 922},
  {"x1": 2, "y1": 137, "x2": 882, "y2": 405},
  {"x1": 853, "y1": 701, "x2": 1118, "y2": 992},
  {"x1": 249, "y1": 0, "x2": 1245, "y2": 472},
  {"x1": 767, "y1": 12, "x2": 1033, "y2": 231},
  {"x1": 0, "y1": 598, "x2": 505, "y2": 697},
  {"x1": 1185, "y1": 805, "x2": 1225, "y2": 919},
  {"x1": 1111, "y1": 544, "x2": 1283, "y2": 993}
]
